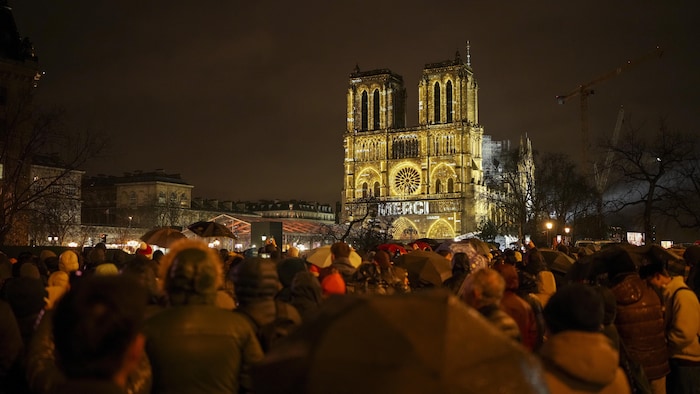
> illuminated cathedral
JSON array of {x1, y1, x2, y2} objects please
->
[{"x1": 342, "y1": 44, "x2": 491, "y2": 241}]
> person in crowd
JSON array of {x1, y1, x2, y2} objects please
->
[
  {"x1": 683, "y1": 245, "x2": 700, "y2": 300},
  {"x1": 0, "y1": 298, "x2": 23, "y2": 394},
  {"x1": 327, "y1": 242, "x2": 356, "y2": 284},
  {"x1": 539, "y1": 283, "x2": 631, "y2": 393},
  {"x1": 45, "y1": 271, "x2": 70, "y2": 310},
  {"x1": 289, "y1": 271, "x2": 323, "y2": 322},
  {"x1": 232, "y1": 256, "x2": 301, "y2": 352},
  {"x1": 120, "y1": 258, "x2": 165, "y2": 318},
  {"x1": 276, "y1": 256, "x2": 308, "y2": 302},
  {"x1": 352, "y1": 250, "x2": 409, "y2": 295},
  {"x1": 145, "y1": 239, "x2": 263, "y2": 393},
  {"x1": 608, "y1": 252, "x2": 669, "y2": 393},
  {"x1": 443, "y1": 252, "x2": 471, "y2": 295},
  {"x1": 58, "y1": 250, "x2": 80, "y2": 276},
  {"x1": 641, "y1": 261, "x2": 700, "y2": 394},
  {"x1": 494, "y1": 263, "x2": 539, "y2": 351},
  {"x1": 461, "y1": 268, "x2": 521, "y2": 342},
  {"x1": 50, "y1": 275, "x2": 147, "y2": 394},
  {"x1": 1, "y1": 274, "x2": 46, "y2": 346},
  {"x1": 136, "y1": 242, "x2": 154, "y2": 259}
]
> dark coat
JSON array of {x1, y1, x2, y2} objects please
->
[
  {"x1": 144, "y1": 305, "x2": 264, "y2": 394},
  {"x1": 611, "y1": 273, "x2": 670, "y2": 380},
  {"x1": 290, "y1": 272, "x2": 322, "y2": 322},
  {"x1": 0, "y1": 300, "x2": 23, "y2": 394}
]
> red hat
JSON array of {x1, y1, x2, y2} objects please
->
[
  {"x1": 136, "y1": 242, "x2": 153, "y2": 258},
  {"x1": 308, "y1": 264, "x2": 320, "y2": 277},
  {"x1": 321, "y1": 272, "x2": 346, "y2": 296}
]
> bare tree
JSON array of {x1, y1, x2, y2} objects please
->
[
  {"x1": 1, "y1": 87, "x2": 105, "y2": 244},
  {"x1": 605, "y1": 119, "x2": 696, "y2": 243}
]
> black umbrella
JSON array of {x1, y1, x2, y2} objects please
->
[
  {"x1": 187, "y1": 221, "x2": 236, "y2": 238},
  {"x1": 394, "y1": 250, "x2": 452, "y2": 287}
]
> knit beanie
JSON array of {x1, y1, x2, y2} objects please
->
[
  {"x1": 544, "y1": 283, "x2": 604, "y2": 334},
  {"x1": 94, "y1": 263, "x2": 119, "y2": 276},
  {"x1": 58, "y1": 250, "x2": 79, "y2": 273},
  {"x1": 48, "y1": 271, "x2": 70, "y2": 288}
]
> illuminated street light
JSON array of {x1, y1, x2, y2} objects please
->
[
  {"x1": 564, "y1": 226, "x2": 571, "y2": 246},
  {"x1": 545, "y1": 222, "x2": 553, "y2": 248}
]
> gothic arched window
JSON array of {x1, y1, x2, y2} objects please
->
[
  {"x1": 373, "y1": 89, "x2": 380, "y2": 130},
  {"x1": 434, "y1": 82, "x2": 441, "y2": 123},
  {"x1": 361, "y1": 91, "x2": 368, "y2": 131},
  {"x1": 362, "y1": 182, "x2": 369, "y2": 198},
  {"x1": 446, "y1": 80, "x2": 453, "y2": 123},
  {"x1": 373, "y1": 182, "x2": 380, "y2": 197},
  {"x1": 435, "y1": 179, "x2": 442, "y2": 194},
  {"x1": 448, "y1": 178, "x2": 454, "y2": 193}
]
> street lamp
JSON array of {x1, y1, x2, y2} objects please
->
[
  {"x1": 128, "y1": 216, "x2": 133, "y2": 228},
  {"x1": 545, "y1": 222, "x2": 553, "y2": 248},
  {"x1": 564, "y1": 226, "x2": 571, "y2": 245},
  {"x1": 47, "y1": 235, "x2": 58, "y2": 245}
]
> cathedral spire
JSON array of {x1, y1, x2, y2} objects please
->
[{"x1": 466, "y1": 40, "x2": 471, "y2": 67}]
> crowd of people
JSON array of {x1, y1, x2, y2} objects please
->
[{"x1": 0, "y1": 237, "x2": 699, "y2": 393}]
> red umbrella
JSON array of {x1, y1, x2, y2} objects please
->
[{"x1": 377, "y1": 243, "x2": 408, "y2": 255}]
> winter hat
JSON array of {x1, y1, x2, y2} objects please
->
[
  {"x1": 48, "y1": 271, "x2": 70, "y2": 288},
  {"x1": 94, "y1": 263, "x2": 119, "y2": 276},
  {"x1": 136, "y1": 242, "x2": 153, "y2": 259},
  {"x1": 321, "y1": 272, "x2": 346, "y2": 296},
  {"x1": 684, "y1": 245, "x2": 700, "y2": 266},
  {"x1": 58, "y1": 250, "x2": 80, "y2": 273},
  {"x1": 161, "y1": 239, "x2": 222, "y2": 306},
  {"x1": 544, "y1": 283, "x2": 604, "y2": 334},
  {"x1": 39, "y1": 250, "x2": 57, "y2": 264},
  {"x1": 233, "y1": 258, "x2": 281, "y2": 305},
  {"x1": 309, "y1": 264, "x2": 320, "y2": 277}
]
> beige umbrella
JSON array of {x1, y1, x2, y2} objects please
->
[
  {"x1": 252, "y1": 290, "x2": 548, "y2": 394},
  {"x1": 305, "y1": 245, "x2": 362, "y2": 268},
  {"x1": 140, "y1": 227, "x2": 186, "y2": 248}
]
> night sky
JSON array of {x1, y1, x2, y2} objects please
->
[{"x1": 10, "y1": 1, "x2": 699, "y2": 205}]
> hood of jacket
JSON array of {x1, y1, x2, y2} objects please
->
[
  {"x1": 611, "y1": 274, "x2": 644, "y2": 305},
  {"x1": 539, "y1": 331, "x2": 620, "y2": 387}
]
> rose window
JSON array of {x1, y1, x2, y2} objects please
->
[{"x1": 394, "y1": 167, "x2": 421, "y2": 195}]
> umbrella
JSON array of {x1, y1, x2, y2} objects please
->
[
  {"x1": 568, "y1": 243, "x2": 685, "y2": 282},
  {"x1": 377, "y1": 243, "x2": 408, "y2": 256},
  {"x1": 450, "y1": 238, "x2": 490, "y2": 256},
  {"x1": 305, "y1": 245, "x2": 362, "y2": 268},
  {"x1": 187, "y1": 221, "x2": 236, "y2": 238},
  {"x1": 140, "y1": 227, "x2": 187, "y2": 248},
  {"x1": 394, "y1": 250, "x2": 452, "y2": 287},
  {"x1": 538, "y1": 248, "x2": 576, "y2": 274},
  {"x1": 251, "y1": 290, "x2": 548, "y2": 394}
]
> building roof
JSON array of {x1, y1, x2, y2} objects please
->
[
  {"x1": 0, "y1": 2, "x2": 37, "y2": 62},
  {"x1": 84, "y1": 170, "x2": 192, "y2": 187}
]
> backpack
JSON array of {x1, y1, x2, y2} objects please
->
[{"x1": 238, "y1": 300, "x2": 298, "y2": 353}]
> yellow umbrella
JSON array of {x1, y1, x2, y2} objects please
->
[{"x1": 305, "y1": 245, "x2": 362, "y2": 268}]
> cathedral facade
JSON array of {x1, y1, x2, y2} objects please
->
[{"x1": 341, "y1": 49, "x2": 489, "y2": 241}]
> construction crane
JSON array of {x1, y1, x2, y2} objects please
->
[{"x1": 556, "y1": 46, "x2": 663, "y2": 169}]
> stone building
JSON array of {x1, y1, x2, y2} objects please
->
[{"x1": 342, "y1": 48, "x2": 491, "y2": 241}]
